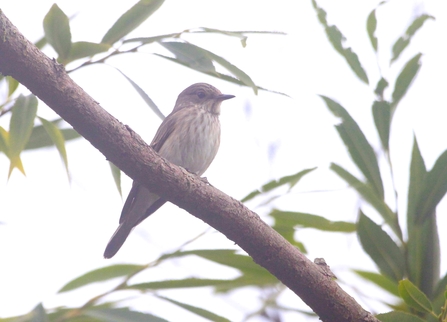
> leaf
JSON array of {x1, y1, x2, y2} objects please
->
[
  {"x1": 38, "y1": 117, "x2": 69, "y2": 177},
  {"x1": 392, "y1": 53, "x2": 422, "y2": 109},
  {"x1": 372, "y1": 100, "x2": 391, "y2": 150},
  {"x1": 159, "y1": 42, "x2": 258, "y2": 94},
  {"x1": 367, "y1": 9, "x2": 378, "y2": 51},
  {"x1": 66, "y1": 41, "x2": 111, "y2": 63},
  {"x1": 330, "y1": 163, "x2": 401, "y2": 238},
  {"x1": 85, "y1": 308, "x2": 168, "y2": 322},
  {"x1": 58, "y1": 264, "x2": 145, "y2": 292},
  {"x1": 353, "y1": 270, "x2": 399, "y2": 297},
  {"x1": 30, "y1": 303, "x2": 49, "y2": 322},
  {"x1": 406, "y1": 136, "x2": 440, "y2": 297},
  {"x1": 271, "y1": 209, "x2": 356, "y2": 232},
  {"x1": 101, "y1": 0, "x2": 165, "y2": 45},
  {"x1": 321, "y1": 96, "x2": 384, "y2": 198},
  {"x1": 391, "y1": 14, "x2": 434, "y2": 63},
  {"x1": 0, "y1": 126, "x2": 9, "y2": 154},
  {"x1": 43, "y1": 4, "x2": 72, "y2": 62},
  {"x1": 158, "y1": 296, "x2": 231, "y2": 322},
  {"x1": 129, "y1": 278, "x2": 233, "y2": 290},
  {"x1": 357, "y1": 212, "x2": 405, "y2": 282},
  {"x1": 416, "y1": 147, "x2": 447, "y2": 224},
  {"x1": 311, "y1": 0, "x2": 369, "y2": 84},
  {"x1": 241, "y1": 168, "x2": 317, "y2": 202},
  {"x1": 376, "y1": 311, "x2": 426, "y2": 322},
  {"x1": 109, "y1": 162, "x2": 122, "y2": 196},
  {"x1": 6, "y1": 76, "x2": 19, "y2": 97},
  {"x1": 115, "y1": 68, "x2": 165, "y2": 121},
  {"x1": 374, "y1": 77, "x2": 389, "y2": 98},
  {"x1": 8, "y1": 95, "x2": 38, "y2": 176},
  {"x1": 25, "y1": 128, "x2": 80, "y2": 150},
  {"x1": 398, "y1": 279, "x2": 433, "y2": 313},
  {"x1": 123, "y1": 33, "x2": 181, "y2": 45}
]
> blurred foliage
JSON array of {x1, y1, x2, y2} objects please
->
[{"x1": 1, "y1": 0, "x2": 445, "y2": 321}]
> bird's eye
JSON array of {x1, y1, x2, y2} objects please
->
[{"x1": 196, "y1": 91, "x2": 206, "y2": 99}]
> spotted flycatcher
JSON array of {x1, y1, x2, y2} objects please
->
[{"x1": 104, "y1": 83, "x2": 235, "y2": 258}]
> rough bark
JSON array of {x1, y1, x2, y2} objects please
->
[{"x1": 0, "y1": 11, "x2": 378, "y2": 322}]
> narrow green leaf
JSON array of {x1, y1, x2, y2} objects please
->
[
  {"x1": 38, "y1": 117, "x2": 69, "y2": 177},
  {"x1": 391, "y1": 14, "x2": 434, "y2": 63},
  {"x1": 271, "y1": 209, "x2": 356, "y2": 232},
  {"x1": 8, "y1": 95, "x2": 38, "y2": 176},
  {"x1": 129, "y1": 278, "x2": 232, "y2": 290},
  {"x1": 321, "y1": 96, "x2": 384, "y2": 198},
  {"x1": 374, "y1": 77, "x2": 389, "y2": 98},
  {"x1": 43, "y1": 4, "x2": 72, "y2": 61},
  {"x1": 66, "y1": 41, "x2": 111, "y2": 63},
  {"x1": 330, "y1": 163, "x2": 401, "y2": 238},
  {"x1": 34, "y1": 36, "x2": 47, "y2": 50},
  {"x1": 0, "y1": 126, "x2": 9, "y2": 155},
  {"x1": 101, "y1": 0, "x2": 165, "y2": 45},
  {"x1": 26, "y1": 128, "x2": 80, "y2": 150},
  {"x1": 392, "y1": 53, "x2": 422, "y2": 109},
  {"x1": 357, "y1": 212, "x2": 405, "y2": 282},
  {"x1": 58, "y1": 264, "x2": 145, "y2": 293},
  {"x1": 372, "y1": 100, "x2": 391, "y2": 150},
  {"x1": 241, "y1": 168, "x2": 317, "y2": 202},
  {"x1": 376, "y1": 311, "x2": 426, "y2": 322},
  {"x1": 109, "y1": 162, "x2": 122, "y2": 196},
  {"x1": 312, "y1": 1, "x2": 368, "y2": 83},
  {"x1": 86, "y1": 308, "x2": 168, "y2": 322},
  {"x1": 158, "y1": 296, "x2": 231, "y2": 322},
  {"x1": 6, "y1": 76, "x2": 19, "y2": 97},
  {"x1": 406, "y1": 136, "x2": 440, "y2": 297},
  {"x1": 416, "y1": 148, "x2": 447, "y2": 223},
  {"x1": 367, "y1": 9, "x2": 378, "y2": 51},
  {"x1": 353, "y1": 270, "x2": 399, "y2": 296},
  {"x1": 115, "y1": 68, "x2": 165, "y2": 121},
  {"x1": 398, "y1": 279, "x2": 433, "y2": 313},
  {"x1": 159, "y1": 42, "x2": 216, "y2": 73},
  {"x1": 159, "y1": 41, "x2": 257, "y2": 94},
  {"x1": 124, "y1": 33, "x2": 181, "y2": 45}
]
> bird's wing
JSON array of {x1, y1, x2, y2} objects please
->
[{"x1": 150, "y1": 111, "x2": 179, "y2": 152}]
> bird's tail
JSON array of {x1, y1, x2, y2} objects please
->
[{"x1": 104, "y1": 223, "x2": 133, "y2": 259}]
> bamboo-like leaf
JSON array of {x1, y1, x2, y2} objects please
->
[
  {"x1": 353, "y1": 270, "x2": 399, "y2": 296},
  {"x1": 85, "y1": 308, "x2": 168, "y2": 322},
  {"x1": 158, "y1": 296, "x2": 230, "y2": 322},
  {"x1": 30, "y1": 303, "x2": 49, "y2": 322},
  {"x1": 357, "y1": 213, "x2": 405, "y2": 282},
  {"x1": 367, "y1": 9, "x2": 378, "y2": 51},
  {"x1": 398, "y1": 279, "x2": 433, "y2": 314},
  {"x1": 124, "y1": 33, "x2": 181, "y2": 45},
  {"x1": 312, "y1": 0, "x2": 368, "y2": 84},
  {"x1": 66, "y1": 41, "x2": 110, "y2": 63},
  {"x1": 392, "y1": 53, "x2": 422, "y2": 109},
  {"x1": 43, "y1": 4, "x2": 71, "y2": 61},
  {"x1": 8, "y1": 95, "x2": 38, "y2": 176},
  {"x1": 321, "y1": 96, "x2": 384, "y2": 198},
  {"x1": 271, "y1": 209, "x2": 356, "y2": 232},
  {"x1": 7, "y1": 76, "x2": 19, "y2": 97},
  {"x1": 38, "y1": 117, "x2": 69, "y2": 177},
  {"x1": 25, "y1": 119, "x2": 80, "y2": 150},
  {"x1": 376, "y1": 311, "x2": 426, "y2": 322},
  {"x1": 109, "y1": 162, "x2": 122, "y2": 196},
  {"x1": 58, "y1": 264, "x2": 145, "y2": 293},
  {"x1": 416, "y1": 148, "x2": 447, "y2": 224},
  {"x1": 115, "y1": 68, "x2": 165, "y2": 121},
  {"x1": 159, "y1": 41, "x2": 258, "y2": 94},
  {"x1": 391, "y1": 14, "x2": 434, "y2": 63},
  {"x1": 241, "y1": 168, "x2": 316, "y2": 202},
  {"x1": 372, "y1": 100, "x2": 391, "y2": 150},
  {"x1": 129, "y1": 278, "x2": 232, "y2": 290},
  {"x1": 330, "y1": 163, "x2": 401, "y2": 238},
  {"x1": 101, "y1": 0, "x2": 165, "y2": 45},
  {"x1": 0, "y1": 126, "x2": 9, "y2": 154},
  {"x1": 374, "y1": 77, "x2": 389, "y2": 98}
]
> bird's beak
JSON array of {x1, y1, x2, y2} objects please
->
[{"x1": 216, "y1": 94, "x2": 235, "y2": 101}]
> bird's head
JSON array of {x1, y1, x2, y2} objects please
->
[{"x1": 173, "y1": 83, "x2": 235, "y2": 115}]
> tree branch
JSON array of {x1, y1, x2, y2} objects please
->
[{"x1": 0, "y1": 11, "x2": 378, "y2": 322}]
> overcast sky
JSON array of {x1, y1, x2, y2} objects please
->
[{"x1": 1, "y1": 0, "x2": 446, "y2": 321}]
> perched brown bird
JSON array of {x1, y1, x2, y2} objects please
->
[{"x1": 104, "y1": 83, "x2": 235, "y2": 258}]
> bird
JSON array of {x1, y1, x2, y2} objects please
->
[{"x1": 104, "y1": 83, "x2": 235, "y2": 258}]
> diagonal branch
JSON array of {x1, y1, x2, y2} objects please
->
[{"x1": 0, "y1": 11, "x2": 378, "y2": 322}]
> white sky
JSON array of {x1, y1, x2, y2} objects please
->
[{"x1": 1, "y1": 0, "x2": 447, "y2": 321}]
